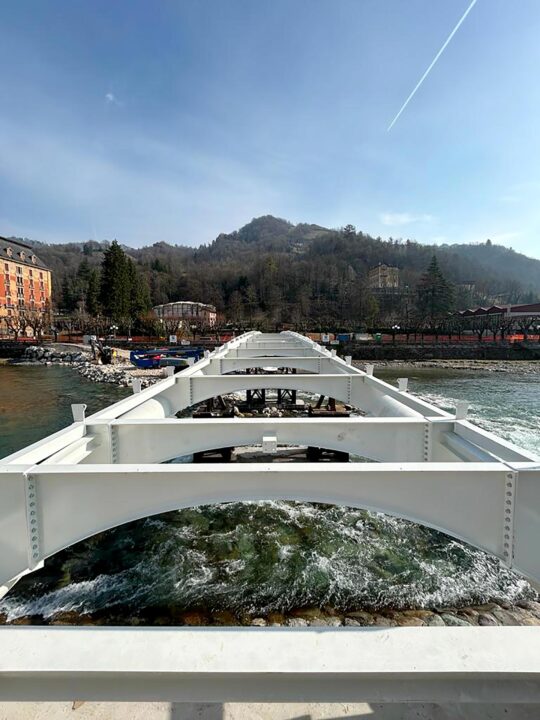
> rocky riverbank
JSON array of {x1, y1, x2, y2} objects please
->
[
  {"x1": 18, "y1": 344, "x2": 163, "y2": 389},
  {"x1": 345, "y1": 341, "x2": 540, "y2": 362},
  {"x1": 18, "y1": 346, "x2": 539, "y2": 384},
  {"x1": 3, "y1": 599, "x2": 540, "y2": 627},
  {"x1": 353, "y1": 359, "x2": 540, "y2": 374}
]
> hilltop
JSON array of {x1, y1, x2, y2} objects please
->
[{"x1": 8, "y1": 216, "x2": 540, "y2": 326}]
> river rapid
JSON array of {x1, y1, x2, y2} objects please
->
[{"x1": 0, "y1": 363, "x2": 538, "y2": 624}]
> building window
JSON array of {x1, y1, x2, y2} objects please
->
[
  {"x1": 19, "y1": 251, "x2": 26, "y2": 261},
  {"x1": 4, "y1": 263, "x2": 8, "y2": 271},
  {"x1": 31, "y1": 255, "x2": 37, "y2": 264},
  {"x1": 6, "y1": 247, "x2": 12, "y2": 258},
  {"x1": 39, "y1": 272, "x2": 43, "y2": 279},
  {"x1": 16, "y1": 266, "x2": 22, "y2": 275},
  {"x1": 18, "y1": 298, "x2": 24, "y2": 307}
]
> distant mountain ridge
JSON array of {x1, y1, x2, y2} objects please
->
[{"x1": 6, "y1": 215, "x2": 540, "y2": 318}]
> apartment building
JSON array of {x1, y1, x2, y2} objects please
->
[{"x1": 1, "y1": 238, "x2": 52, "y2": 334}]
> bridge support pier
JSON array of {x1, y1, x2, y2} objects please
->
[
  {"x1": 246, "y1": 388, "x2": 266, "y2": 407},
  {"x1": 277, "y1": 388, "x2": 297, "y2": 405}
]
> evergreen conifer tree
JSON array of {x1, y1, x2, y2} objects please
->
[
  {"x1": 86, "y1": 269, "x2": 100, "y2": 316},
  {"x1": 416, "y1": 255, "x2": 454, "y2": 327},
  {"x1": 128, "y1": 260, "x2": 151, "y2": 316},
  {"x1": 99, "y1": 240, "x2": 131, "y2": 319}
]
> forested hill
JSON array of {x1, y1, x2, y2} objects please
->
[{"x1": 9, "y1": 215, "x2": 540, "y2": 324}]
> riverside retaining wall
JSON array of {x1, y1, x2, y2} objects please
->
[{"x1": 342, "y1": 342, "x2": 538, "y2": 361}]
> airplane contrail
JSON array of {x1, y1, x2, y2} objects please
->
[{"x1": 387, "y1": 0, "x2": 479, "y2": 131}]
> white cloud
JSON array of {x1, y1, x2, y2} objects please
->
[
  {"x1": 0, "y1": 117, "x2": 284, "y2": 246},
  {"x1": 379, "y1": 212, "x2": 434, "y2": 226},
  {"x1": 105, "y1": 92, "x2": 122, "y2": 106}
]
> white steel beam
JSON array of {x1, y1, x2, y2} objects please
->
[
  {"x1": 455, "y1": 420, "x2": 537, "y2": 462},
  {"x1": 1, "y1": 462, "x2": 529, "y2": 594},
  {"x1": 158, "y1": 373, "x2": 429, "y2": 419},
  {"x1": 511, "y1": 463, "x2": 540, "y2": 583},
  {"x1": 203, "y1": 356, "x2": 349, "y2": 375},
  {"x1": 1, "y1": 627, "x2": 539, "y2": 703},
  {"x1": 96, "y1": 417, "x2": 436, "y2": 464},
  {"x1": 221, "y1": 347, "x2": 324, "y2": 358}
]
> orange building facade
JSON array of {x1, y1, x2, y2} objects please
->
[{"x1": 1, "y1": 238, "x2": 52, "y2": 337}]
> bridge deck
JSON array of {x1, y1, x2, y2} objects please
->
[{"x1": 1, "y1": 331, "x2": 539, "y2": 701}]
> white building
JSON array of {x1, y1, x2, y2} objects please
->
[{"x1": 152, "y1": 301, "x2": 217, "y2": 327}]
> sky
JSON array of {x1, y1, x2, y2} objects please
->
[{"x1": 1, "y1": 0, "x2": 540, "y2": 257}]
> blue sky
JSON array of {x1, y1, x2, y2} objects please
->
[{"x1": 1, "y1": 0, "x2": 540, "y2": 257}]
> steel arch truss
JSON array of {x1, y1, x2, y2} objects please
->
[{"x1": 1, "y1": 331, "x2": 540, "y2": 701}]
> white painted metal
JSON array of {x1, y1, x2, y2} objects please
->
[
  {"x1": 1, "y1": 330, "x2": 539, "y2": 593},
  {"x1": 204, "y1": 355, "x2": 345, "y2": 374},
  {"x1": 0, "y1": 463, "x2": 518, "y2": 568},
  {"x1": 1, "y1": 330, "x2": 540, "y2": 700},
  {"x1": 70, "y1": 403, "x2": 87, "y2": 422},
  {"x1": 1, "y1": 627, "x2": 539, "y2": 703},
  {"x1": 397, "y1": 377, "x2": 408, "y2": 392},
  {"x1": 89, "y1": 417, "x2": 440, "y2": 464}
]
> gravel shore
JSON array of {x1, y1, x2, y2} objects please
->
[
  {"x1": 354, "y1": 358, "x2": 540, "y2": 374},
  {"x1": 18, "y1": 344, "x2": 540, "y2": 382},
  {"x1": 3, "y1": 599, "x2": 540, "y2": 628},
  {"x1": 18, "y1": 344, "x2": 165, "y2": 388}
]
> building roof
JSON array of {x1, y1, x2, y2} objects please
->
[
  {"x1": 510, "y1": 302, "x2": 540, "y2": 314},
  {"x1": 153, "y1": 300, "x2": 216, "y2": 311},
  {"x1": 456, "y1": 303, "x2": 540, "y2": 317},
  {"x1": 0, "y1": 237, "x2": 50, "y2": 271},
  {"x1": 369, "y1": 263, "x2": 399, "y2": 271}
]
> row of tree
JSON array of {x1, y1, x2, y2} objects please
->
[
  {"x1": 4, "y1": 246, "x2": 539, "y2": 341},
  {"x1": 5, "y1": 216, "x2": 540, "y2": 338},
  {"x1": 3, "y1": 305, "x2": 51, "y2": 341},
  {"x1": 57, "y1": 249, "x2": 455, "y2": 334}
]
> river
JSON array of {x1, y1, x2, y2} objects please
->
[{"x1": 0, "y1": 362, "x2": 538, "y2": 623}]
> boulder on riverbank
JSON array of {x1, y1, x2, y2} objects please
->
[
  {"x1": 18, "y1": 344, "x2": 163, "y2": 389},
  {"x1": 22, "y1": 345, "x2": 87, "y2": 364},
  {"x1": 4, "y1": 599, "x2": 540, "y2": 628}
]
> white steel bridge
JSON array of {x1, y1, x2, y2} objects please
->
[{"x1": 1, "y1": 331, "x2": 539, "y2": 702}]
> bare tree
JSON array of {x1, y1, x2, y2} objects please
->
[
  {"x1": 26, "y1": 310, "x2": 48, "y2": 341},
  {"x1": 160, "y1": 317, "x2": 181, "y2": 338},
  {"x1": 516, "y1": 315, "x2": 539, "y2": 340},
  {"x1": 4, "y1": 312, "x2": 29, "y2": 341}
]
